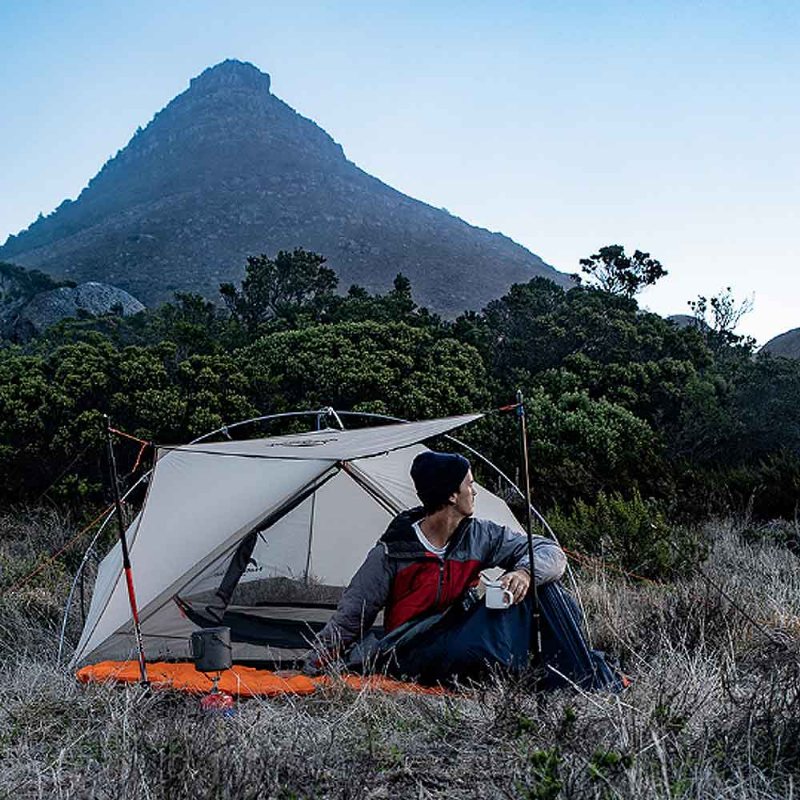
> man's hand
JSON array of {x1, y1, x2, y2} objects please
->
[{"x1": 500, "y1": 569, "x2": 530, "y2": 604}]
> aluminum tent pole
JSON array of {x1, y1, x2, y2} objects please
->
[
  {"x1": 516, "y1": 390, "x2": 542, "y2": 662},
  {"x1": 104, "y1": 416, "x2": 149, "y2": 685}
]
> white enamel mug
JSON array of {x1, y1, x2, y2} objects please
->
[{"x1": 484, "y1": 580, "x2": 513, "y2": 610}]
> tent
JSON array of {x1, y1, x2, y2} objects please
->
[{"x1": 71, "y1": 413, "x2": 528, "y2": 668}]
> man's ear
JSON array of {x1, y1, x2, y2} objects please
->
[{"x1": 447, "y1": 490, "x2": 459, "y2": 506}]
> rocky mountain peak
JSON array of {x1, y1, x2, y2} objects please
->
[
  {"x1": 189, "y1": 59, "x2": 272, "y2": 95},
  {"x1": 0, "y1": 62, "x2": 570, "y2": 316}
]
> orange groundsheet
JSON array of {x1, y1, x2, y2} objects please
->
[{"x1": 76, "y1": 661, "x2": 446, "y2": 697}]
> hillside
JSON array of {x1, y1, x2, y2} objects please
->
[
  {"x1": 762, "y1": 327, "x2": 800, "y2": 359},
  {"x1": 0, "y1": 60, "x2": 570, "y2": 315}
]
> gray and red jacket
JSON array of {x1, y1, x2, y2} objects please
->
[{"x1": 315, "y1": 507, "x2": 567, "y2": 652}]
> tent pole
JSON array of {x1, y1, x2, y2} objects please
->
[
  {"x1": 104, "y1": 416, "x2": 149, "y2": 686},
  {"x1": 515, "y1": 391, "x2": 542, "y2": 664}
]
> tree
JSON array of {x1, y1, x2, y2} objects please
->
[
  {"x1": 688, "y1": 287, "x2": 755, "y2": 352},
  {"x1": 0, "y1": 337, "x2": 257, "y2": 506},
  {"x1": 219, "y1": 249, "x2": 338, "y2": 335},
  {"x1": 325, "y1": 273, "x2": 438, "y2": 328},
  {"x1": 0, "y1": 261, "x2": 74, "y2": 305},
  {"x1": 152, "y1": 293, "x2": 227, "y2": 357},
  {"x1": 238, "y1": 321, "x2": 489, "y2": 420},
  {"x1": 474, "y1": 277, "x2": 707, "y2": 389},
  {"x1": 579, "y1": 245, "x2": 667, "y2": 298}
]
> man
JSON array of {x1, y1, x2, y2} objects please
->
[{"x1": 306, "y1": 450, "x2": 567, "y2": 682}]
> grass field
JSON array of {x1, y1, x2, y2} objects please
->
[{"x1": 1, "y1": 511, "x2": 800, "y2": 799}]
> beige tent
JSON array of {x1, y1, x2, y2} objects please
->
[{"x1": 71, "y1": 413, "x2": 526, "y2": 667}]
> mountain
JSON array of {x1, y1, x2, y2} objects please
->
[
  {"x1": 0, "y1": 60, "x2": 570, "y2": 316},
  {"x1": 761, "y1": 327, "x2": 800, "y2": 359}
]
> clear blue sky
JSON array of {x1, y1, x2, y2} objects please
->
[{"x1": 2, "y1": 0, "x2": 798, "y2": 343}]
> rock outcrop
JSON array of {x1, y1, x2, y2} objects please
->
[
  {"x1": 667, "y1": 314, "x2": 708, "y2": 331},
  {"x1": 5, "y1": 282, "x2": 144, "y2": 340},
  {"x1": 0, "y1": 60, "x2": 570, "y2": 316}
]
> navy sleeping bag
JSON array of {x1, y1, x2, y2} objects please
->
[{"x1": 368, "y1": 581, "x2": 623, "y2": 691}]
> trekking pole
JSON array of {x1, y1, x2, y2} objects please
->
[
  {"x1": 516, "y1": 390, "x2": 542, "y2": 662},
  {"x1": 104, "y1": 416, "x2": 149, "y2": 686}
]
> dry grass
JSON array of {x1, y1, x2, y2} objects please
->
[{"x1": 2, "y1": 511, "x2": 800, "y2": 798}]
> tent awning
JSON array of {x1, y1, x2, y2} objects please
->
[{"x1": 156, "y1": 413, "x2": 483, "y2": 462}]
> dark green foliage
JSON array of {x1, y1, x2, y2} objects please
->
[
  {"x1": 144, "y1": 293, "x2": 229, "y2": 357},
  {"x1": 0, "y1": 340, "x2": 256, "y2": 507},
  {"x1": 548, "y1": 490, "x2": 703, "y2": 578},
  {"x1": 327, "y1": 274, "x2": 440, "y2": 328},
  {"x1": 475, "y1": 278, "x2": 708, "y2": 408},
  {"x1": 1, "y1": 249, "x2": 799, "y2": 576},
  {"x1": 725, "y1": 356, "x2": 800, "y2": 461},
  {"x1": 0, "y1": 261, "x2": 75, "y2": 304},
  {"x1": 37, "y1": 292, "x2": 231, "y2": 357},
  {"x1": 481, "y1": 387, "x2": 665, "y2": 510},
  {"x1": 688, "y1": 287, "x2": 756, "y2": 354},
  {"x1": 239, "y1": 321, "x2": 489, "y2": 420},
  {"x1": 519, "y1": 748, "x2": 562, "y2": 799},
  {"x1": 667, "y1": 354, "x2": 800, "y2": 520},
  {"x1": 220, "y1": 248, "x2": 338, "y2": 337},
  {"x1": 587, "y1": 749, "x2": 633, "y2": 784},
  {"x1": 677, "y1": 452, "x2": 800, "y2": 523},
  {"x1": 579, "y1": 244, "x2": 667, "y2": 297}
]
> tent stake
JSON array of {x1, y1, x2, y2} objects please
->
[
  {"x1": 516, "y1": 390, "x2": 542, "y2": 663},
  {"x1": 104, "y1": 416, "x2": 149, "y2": 686}
]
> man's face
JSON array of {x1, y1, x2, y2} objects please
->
[{"x1": 451, "y1": 469, "x2": 477, "y2": 517}]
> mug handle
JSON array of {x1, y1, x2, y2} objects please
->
[{"x1": 502, "y1": 588, "x2": 514, "y2": 607}]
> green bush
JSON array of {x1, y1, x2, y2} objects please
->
[
  {"x1": 548, "y1": 489, "x2": 705, "y2": 579},
  {"x1": 673, "y1": 451, "x2": 800, "y2": 523},
  {"x1": 3, "y1": 258, "x2": 800, "y2": 529}
]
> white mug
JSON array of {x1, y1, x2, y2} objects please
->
[{"x1": 484, "y1": 580, "x2": 513, "y2": 610}]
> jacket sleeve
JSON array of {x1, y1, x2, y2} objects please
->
[
  {"x1": 490, "y1": 524, "x2": 567, "y2": 585},
  {"x1": 311, "y1": 543, "x2": 391, "y2": 657}
]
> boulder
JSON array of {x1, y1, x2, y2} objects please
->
[
  {"x1": 667, "y1": 314, "x2": 708, "y2": 331},
  {"x1": 10, "y1": 281, "x2": 144, "y2": 339}
]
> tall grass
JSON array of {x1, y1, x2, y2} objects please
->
[{"x1": 1, "y1": 511, "x2": 799, "y2": 798}]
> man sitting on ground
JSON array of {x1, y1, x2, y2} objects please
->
[{"x1": 305, "y1": 450, "x2": 567, "y2": 683}]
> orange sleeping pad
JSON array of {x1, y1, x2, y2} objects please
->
[{"x1": 76, "y1": 660, "x2": 447, "y2": 697}]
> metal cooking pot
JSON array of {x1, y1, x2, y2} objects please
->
[{"x1": 189, "y1": 626, "x2": 232, "y2": 672}]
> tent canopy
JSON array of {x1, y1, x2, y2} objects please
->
[{"x1": 72, "y1": 412, "x2": 526, "y2": 667}]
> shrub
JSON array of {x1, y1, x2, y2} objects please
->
[{"x1": 548, "y1": 489, "x2": 705, "y2": 579}]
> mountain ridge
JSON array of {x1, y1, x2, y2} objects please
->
[
  {"x1": 761, "y1": 327, "x2": 800, "y2": 359},
  {"x1": 0, "y1": 59, "x2": 571, "y2": 315}
]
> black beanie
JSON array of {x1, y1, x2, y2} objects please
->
[{"x1": 410, "y1": 450, "x2": 471, "y2": 510}]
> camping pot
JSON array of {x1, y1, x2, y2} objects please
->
[{"x1": 190, "y1": 626, "x2": 232, "y2": 672}]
